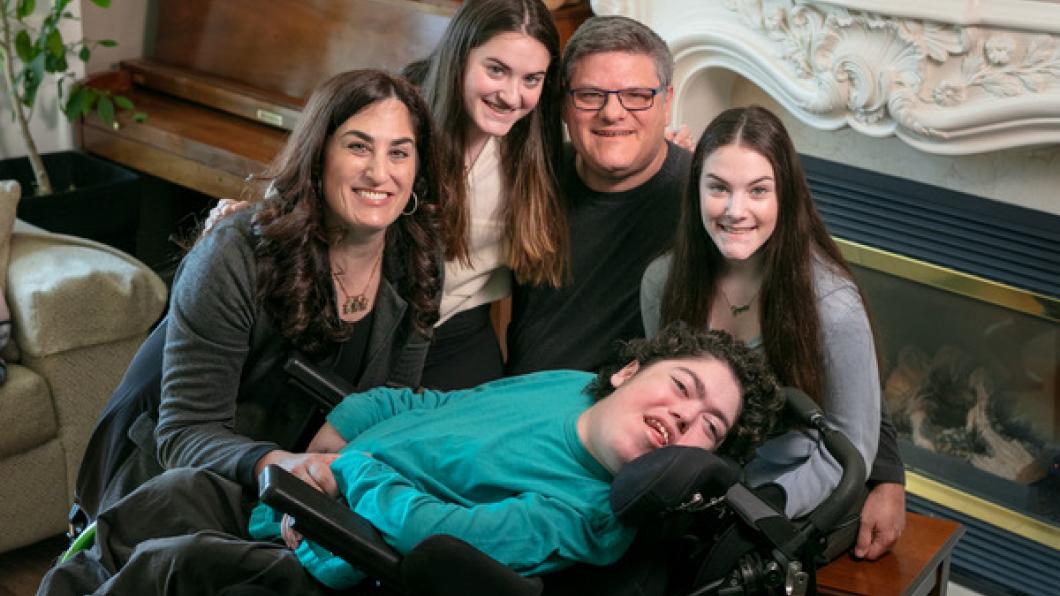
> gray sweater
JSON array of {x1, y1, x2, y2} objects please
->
[
  {"x1": 641, "y1": 254, "x2": 880, "y2": 518},
  {"x1": 155, "y1": 209, "x2": 431, "y2": 489}
]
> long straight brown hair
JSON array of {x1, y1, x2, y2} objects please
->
[
  {"x1": 660, "y1": 106, "x2": 875, "y2": 403},
  {"x1": 414, "y1": 0, "x2": 568, "y2": 286}
]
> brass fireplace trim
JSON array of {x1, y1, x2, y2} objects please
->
[
  {"x1": 836, "y1": 239, "x2": 1059, "y2": 323},
  {"x1": 907, "y1": 471, "x2": 1060, "y2": 549}
]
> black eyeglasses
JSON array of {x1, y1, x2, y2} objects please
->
[{"x1": 567, "y1": 85, "x2": 666, "y2": 111}]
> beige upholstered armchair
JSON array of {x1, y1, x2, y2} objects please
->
[{"x1": 0, "y1": 181, "x2": 167, "y2": 553}]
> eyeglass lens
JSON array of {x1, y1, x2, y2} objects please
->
[{"x1": 571, "y1": 88, "x2": 658, "y2": 111}]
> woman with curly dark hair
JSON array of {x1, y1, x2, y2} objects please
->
[
  {"x1": 69, "y1": 69, "x2": 445, "y2": 529},
  {"x1": 640, "y1": 106, "x2": 882, "y2": 519}
]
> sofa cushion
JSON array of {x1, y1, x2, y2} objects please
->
[
  {"x1": 7, "y1": 220, "x2": 167, "y2": 358},
  {"x1": 0, "y1": 181, "x2": 19, "y2": 286},
  {"x1": 0, "y1": 364, "x2": 57, "y2": 458},
  {"x1": 0, "y1": 438, "x2": 68, "y2": 552},
  {"x1": 0, "y1": 181, "x2": 20, "y2": 364}
]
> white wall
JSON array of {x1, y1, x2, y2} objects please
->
[
  {"x1": 0, "y1": 0, "x2": 147, "y2": 160},
  {"x1": 81, "y1": 0, "x2": 147, "y2": 74}
]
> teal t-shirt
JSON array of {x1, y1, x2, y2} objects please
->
[{"x1": 249, "y1": 370, "x2": 635, "y2": 589}]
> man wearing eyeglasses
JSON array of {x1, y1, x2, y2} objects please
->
[{"x1": 506, "y1": 14, "x2": 688, "y2": 376}]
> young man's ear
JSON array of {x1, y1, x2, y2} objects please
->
[{"x1": 610, "y1": 361, "x2": 640, "y2": 389}]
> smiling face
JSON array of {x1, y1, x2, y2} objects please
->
[
  {"x1": 563, "y1": 51, "x2": 672, "y2": 193},
  {"x1": 577, "y1": 356, "x2": 743, "y2": 475},
  {"x1": 700, "y1": 144, "x2": 779, "y2": 263},
  {"x1": 462, "y1": 31, "x2": 551, "y2": 145},
  {"x1": 321, "y1": 97, "x2": 417, "y2": 242}
]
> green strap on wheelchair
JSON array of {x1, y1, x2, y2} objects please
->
[{"x1": 60, "y1": 521, "x2": 97, "y2": 563}]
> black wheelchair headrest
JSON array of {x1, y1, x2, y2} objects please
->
[{"x1": 610, "y1": 446, "x2": 740, "y2": 525}]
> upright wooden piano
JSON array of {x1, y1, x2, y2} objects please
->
[{"x1": 78, "y1": 0, "x2": 592, "y2": 200}]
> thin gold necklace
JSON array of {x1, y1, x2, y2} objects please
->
[
  {"x1": 332, "y1": 249, "x2": 384, "y2": 315},
  {"x1": 718, "y1": 284, "x2": 760, "y2": 317}
]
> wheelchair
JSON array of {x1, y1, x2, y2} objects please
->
[
  {"x1": 64, "y1": 355, "x2": 865, "y2": 596},
  {"x1": 257, "y1": 378, "x2": 866, "y2": 596}
]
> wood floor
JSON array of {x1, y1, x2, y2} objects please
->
[{"x1": 0, "y1": 535, "x2": 66, "y2": 596}]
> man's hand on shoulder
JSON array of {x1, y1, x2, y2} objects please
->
[{"x1": 202, "y1": 198, "x2": 249, "y2": 237}]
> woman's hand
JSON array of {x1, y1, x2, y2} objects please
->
[
  {"x1": 307, "y1": 422, "x2": 348, "y2": 453},
  {"x1": 255, "y1": 450, "x2": 341, "y2": 497},
  {"x1": 665, "y1": 124, "x2": 694, "y2": 151}
]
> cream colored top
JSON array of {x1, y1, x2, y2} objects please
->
[{"x1": 437, "y1": 137, "x2": 512, "y2": 325}]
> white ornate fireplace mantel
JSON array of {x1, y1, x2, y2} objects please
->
[{"x1": 592, "y1": 0, "x2": 1060, "y2": 155}]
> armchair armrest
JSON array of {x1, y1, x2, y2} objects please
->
[{"x1": 5, "y1": 220, "x2": 167, "y2": 358}]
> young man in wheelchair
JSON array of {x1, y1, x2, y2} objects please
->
[{"x1": 40, "y1": 323, "x2": 782, "y2": 596}]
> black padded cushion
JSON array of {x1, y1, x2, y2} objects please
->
[
  {"x1": 403, "y1": 535, "x2": 543, "y2": 596},
  {"x1": 610, "y1": 446, "x2": 740, "y2": 525}
]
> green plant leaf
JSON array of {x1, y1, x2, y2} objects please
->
[
  {"x1": 46, "y1": 29, "x2": 64, "y2": 58},
  {"x1": 133, "y1": 111, "x2": 147, "y2": 123},
  {"x1": 44, "y1": 52, "x2": 67, "y2": 73},
  {"x1": 20, "y1": 76, "x2": 39, "y2": 108},
  {"x1": 89, "y1": 0, "x2": 111, "y2": 7},
  {"x1": 99, "y1": 39, "x2": 118, "y2": 48},
  {"x1": 16, "y1": 0, "x2": 35, "y2": 19},
  {"x1": 113, "y1": 95, "x2": 134, "y2": 110},
  {"x1": 64, "y1": 85, "x2": 90, "y2": 120},
  {"x1": 14, "y1": 30, "x2": 33, "y2": 62},
  {"x1": 96, "y1": 94, "x2": 115, "y2": 125},
  {"x1": 79, "y1": 46, "x2": 90, "y2": 62},
  {"x1": 82, "y1": 86, "x2": 100, "y2": 109},
  {"x1": 21, "y1": 53, "x2": 46, "y2": 105}
]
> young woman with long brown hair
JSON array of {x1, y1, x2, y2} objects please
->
[
  {"x1": 640, "y1": 105, "x2": 882, "y2": 518},
  {"x1": 408, "y1": 0, "x2": 568, "y2": 389}
]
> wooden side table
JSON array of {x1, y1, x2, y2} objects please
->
[{"x1": 817, "y1": 512, "x2": 965, "y2": 596}]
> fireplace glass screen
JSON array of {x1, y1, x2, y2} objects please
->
[{"x1": 851, "y1": 264, "x2": 1058, "y2": 528}]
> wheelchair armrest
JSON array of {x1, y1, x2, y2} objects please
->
[
  {"x1": 782, "y1": 388, "x2": 867, "y2": 541},
  {"x1": 258, "y1": 464, "x2": 404, "y2": 588},
  {"x1": 610, "y1": 446, "x2": 739, "y2": 525},
  {"x1": 260, "y1": 465, "x2": 543, "y2": 596},
  {"x1": 283, "y1": 352, "x2": 356, "y2": 411}
]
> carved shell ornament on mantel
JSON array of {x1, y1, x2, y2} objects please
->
[{"x1": 724, "y1": 0, "x2": 1060, "y2": 141}]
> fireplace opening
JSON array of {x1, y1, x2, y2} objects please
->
[
  {"x1": 854, "y1": 262, "x2": 1057, "y2": 525},
  {"x1": 802, "y1": 154, "x2": 1059, "y2": 594}
]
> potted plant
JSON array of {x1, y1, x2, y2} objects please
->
[{"x1": 0, "y1": 0, "x2": 144, "y2": 254}]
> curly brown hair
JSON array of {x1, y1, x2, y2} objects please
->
[
  {"x1": 588, "y1": 321, "x2": 783, "y2": 463},
  {"x1": 250, "y1": 70, "x2": 444, "y2": 355}
]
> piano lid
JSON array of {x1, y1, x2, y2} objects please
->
[
  {"x1": 77, "y1": 0, "x2": 590, "y2": 198},
  {"x1": 143, "y1": 0, "x2": 459, "y2": 129}
]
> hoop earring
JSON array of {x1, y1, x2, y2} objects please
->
[{"x1": 402, "y1": 191, "x2": 419, "y2": 216}]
